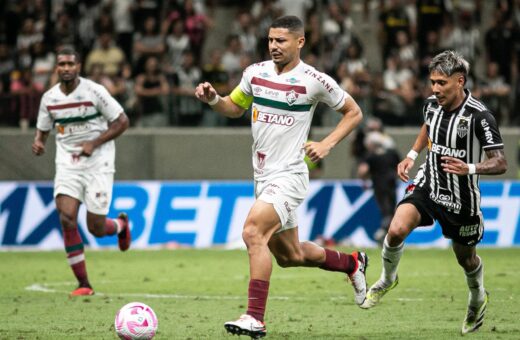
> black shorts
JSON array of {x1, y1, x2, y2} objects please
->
[{"x1": 398, "y1": 185, "x2": 484, "y2": 246}]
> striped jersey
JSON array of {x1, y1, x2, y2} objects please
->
[
  {"x1": 239, "y1": 60, "x2": 348, "y2": 181},
  {"x1": 413, "y1": 90, "x2": 503, "y2": 216},
  {"x1": 36, "y1": 77, "x2": 123, "y2": 172}
]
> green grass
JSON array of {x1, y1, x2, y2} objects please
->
[{"x1": 0, "y1": 248, "x2": 519, "y2": 339}]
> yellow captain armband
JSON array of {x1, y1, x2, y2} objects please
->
[{"x1": 229, "y1": 86, "x2": 253, "y2": 110}]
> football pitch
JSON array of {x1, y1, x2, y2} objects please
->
[{"x1": 1, "y1": 248, "x2": 518, "y2": 339}]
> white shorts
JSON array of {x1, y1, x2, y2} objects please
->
[
  {"x1": 255, "y1": 173, "x2": 308, "y2": 232},
  {"x1": 54, "y1": 170, "x2": 114, "y2": 215}
]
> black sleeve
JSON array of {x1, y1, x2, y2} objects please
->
[{"x1": 473, "y1": 110, "x2": 504, "y2": 151}]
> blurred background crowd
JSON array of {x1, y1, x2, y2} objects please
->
[{"x1": 0, "y1": 0, "x2": 519, "y2": 129}]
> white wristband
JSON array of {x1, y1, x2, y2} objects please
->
[
  {"x1": 407, "y1": 150, "x2": 418, "y2": 161},
  {"x1": 467, "y1": 163, "x2": 476, "y2": 175},
  {"x1": 208, "y1": 95, "x2": 220, "y2": 106}
]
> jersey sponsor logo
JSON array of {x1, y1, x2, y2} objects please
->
[
  {"x1": 256, "y1": 111, "x2": 295, "y2": 126},
  {"x1": 480, "y1": 119, "x2": 494, "y2": 144},
  {"x1": 430, "y1": 188, "x2": 461, "y2": 211},
  {"x1": 265, "y1": 89, "x2": 279, "y2": 98},
  {"x1": 259, "y1": 72, "x2": 270, "y2": 78},
  {"x1": 459, "y1": 223, "x2": 480, "y2": 237},
  {"x1": 253, "y1": 86, "x2": 262, "y2": 95},
  {"x1": 286, "y1": 90, "x2": 298, "y2": 105},
  {"x1": 285, "y1": 77, "x2": 300, "y2": 84},
  {"x1": 457, "y1": 118, "x2": 469, "y2": 138},
  {"x1": 303, "y1": 69, "x2": 334, "y2": 93},
  {"x1": 429, "y1": 142, "x2": 467, "y2": 158}
]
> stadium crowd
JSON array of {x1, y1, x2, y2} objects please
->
[{"x1": 1, "y1": 0, "x2": 519, "y2": 129}]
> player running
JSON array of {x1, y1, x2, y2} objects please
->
[
  {"x1": 361, "y1": 51, "x2": 507, "y2": 335},
  {"x1": 32, "y1": 47, "x2": 131, "y2": 296},
  {"x1": 195, "y1": 15, "x2": 367, "y2": 338}
]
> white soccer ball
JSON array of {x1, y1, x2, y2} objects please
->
[{"x1": 115, "y1": 302, "x2": 158, "y2": 340}]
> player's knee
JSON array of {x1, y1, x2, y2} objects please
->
[
  {"x1": 386, "y1": 227, "x2": 405, "y2": 245},
  {"x1": 456, "y1": 254, "x2": 478, "y2": 271},
  {"x1": 242, "y1": 224, "x2": 263, "y2": 247},
  {"x1": 87, "y1": 221, "x2": 106, "y2": 237},
  {"x1": 59, "y1": 212, "x2": 76, "y2": 229}
]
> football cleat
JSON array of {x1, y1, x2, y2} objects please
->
[
  {"x1": 117, "y1": 213, "x2": 131, "y2": 251},
  {"x1": 70, "y1": 286, "x2": 94, "y2": 297},
  {"x1": 461, "y1": 291, "x2": 489, "y2": 335},
  {"x1": 224, "y1": 314, "x2": 266, "y2": 339},
  {"x1": 348, "y1": 251, "x2": 369, "y2": 306},
  {"x1": 360, "y1": 276, "x2": 398, "y2": 309}
]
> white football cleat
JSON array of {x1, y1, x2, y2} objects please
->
[
  {"x1": 224, "y1": 314, "x2": 266, "y2": 338},
  {"x1": 348, "y1": 251, "x2": 369, "y2": 306}
]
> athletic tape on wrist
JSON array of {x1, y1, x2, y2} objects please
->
[
  {"x1": 407, "y1": 150, "x2": 418, "y2": 161},
  {"x1": 208, "y1": 95, "x2": 220, "y2": 106},
  {"x1": 467, "y1": 163, "x2": 476, "y2": 175}
]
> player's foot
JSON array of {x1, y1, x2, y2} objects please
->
[
  {"x1": 360, "y1": 276, "x2": 398, "y2": 309},
  {"x1": 117, "y1": 213, "x2": 131, "y2": 251},
  {"x1": 70, "y1": 286, "x2": 94, "y2": 297},
  {"x1": 224, "y1": 314, "x2": 266, "y2": 339},
  {"x1": 461, "y1": 291, "x2": 489, "y2": 335},
  {"x1": 348, "y1": 251, "x2": 369, "y2": 306}
]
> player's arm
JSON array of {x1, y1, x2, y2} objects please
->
[
  {"x1": 442, "y1": 149, "x2": 507, "y2": 176},
  {"x1": 305, "y1": 96, "x2": 363, "y2": 163},
  {"x1": 195, "y1": 82, "x2": 248, "y2": 118},
  {"x1": 32, "y1": 129, "x2": 50, "y2": 156},
  {"x1": 397, "y1": 124, "x2": 428, "y2": 182},
  {"x1": 78, "y1": 112, "x2": 129, "y2": 157}
]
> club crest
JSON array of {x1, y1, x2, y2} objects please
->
[
  {"x1": 286, "y1": 90, "x2": 298, "y2": 106},
  {"x1": 457, "y1": 118, "x2": 469, "y2": 138}
]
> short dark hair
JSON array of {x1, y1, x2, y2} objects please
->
[
  {"x1": 428, "y1": 50, "x2": 469, "y2": 78},
  {"x1": 270, "y1": 15, "x2": 304, "y2": 34},
  {"x1": 56, "y1": 47, "x2": 81, "y2": 63}
]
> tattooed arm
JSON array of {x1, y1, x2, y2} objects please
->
[{"x1": 441, "y1": 149, "x2": 508, "y2": 176}]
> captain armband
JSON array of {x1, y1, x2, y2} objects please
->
[{"x1": 229, "y1": 86, "x2": 253, "y2": 109}]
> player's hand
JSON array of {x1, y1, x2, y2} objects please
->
[
  {"x1": 397, "y1": 157, "x2": 414, "y2": 182},
  {"x1": 304, "y1": 141, "x2": 331, "y2": 163},
  {"x1": 195, "y1": 82, "x2": 217, "y2": 104},
  {"x1": 77, "y1": 141, "x2": 95, "y2": 157},
  {"x1": 441, "y1": 156, "x2": 469, "y2": 175},
  {"x1": 32, "y1": 140, "x2": 45, "y2": 156}
]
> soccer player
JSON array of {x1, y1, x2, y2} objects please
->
[
  {"x1": 32, "y1": 47, "x2": 131, "y2": 296},
  {"x1": 361, "y1": 51, "x2": 508, "y2": 335},
  {"x1": 195, "y1": 16, "x2": 367, "y2": 338}
]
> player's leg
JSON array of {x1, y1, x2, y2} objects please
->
[
  {"x1": 268, "y1": 227, "x2": 368, "y2": 305},
  {"x1": 55, "y1": 194, "x2": 93, "y2": 296},
  {"x1": 362, "y1": 203, "x2": 421, "y2": 308},
  {"x1": 84, "y1": 172, "x2": 131, "y2": 251},
  {"x1": 224, "y1": 200, "x2": 280, "y2": 338},
  {"x1": 453, "y1": 242, "x2": 488, "y2": 334}
]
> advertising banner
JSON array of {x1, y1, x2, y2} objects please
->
[{"x1": 1, "y1": 180, "x2": 518, "y2": 249}]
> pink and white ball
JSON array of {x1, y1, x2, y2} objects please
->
[{"x1": 115, "y1": 302, "x2": 158, "y2": 340}]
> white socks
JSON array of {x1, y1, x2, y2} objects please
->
[
  {"x1": 380, "y1": 235, "x2": 404, "y2": 285},
  {"x1": 465, "y1": 256, "x2": 485, "y2": 307}
]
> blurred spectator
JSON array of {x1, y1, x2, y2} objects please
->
[
  {"x1": 419, "y1": 30, "x2": 443, "y2": 77},
  {"x1": 31, "y1": 42, "x2": 55, "y2": 91},
  {"x1": 441, "y1": 10, "x2": 480, "y2": 66},
  {"x1": 164, "y1": 19, "x2": 190, "y2": 73},
  {"x1": 17, "y1": 18, "x2": 44, "y2": 53},
  {"x1": 85, "y1": 32, "x2": 125, "y2": 77},
  {"x1": 0, "y1": 43, "x2": 15, "y2": 92},
  {"x1": 87, "y1": 63, "x2": 117, "y2": 95},
  {"x1": 106, "y1": 0, "x2": 135, "y2": 63},
  {"x1": 76, "y1": 0, "x2": 104, "y2": 55},
  {"x1": 233, "y1": 11, "x2": 258, "y2": 56},
  {"x1": 378, "y1": 0, "x2": 413, "y2": 65},
  {"x1": 134, "y1": 56, "x2": 170, "y2": 127},
  {"x1": 485, "y1": 8, "x2": 515, "y2": 84},
  {"x1": 171, "y1": 50, "x2": 203, "y2": 126},
  {"x1": 394, "y1": 30, "x2": 418, "y2": 73},
  {"x1": 10, "y1": 69, "x2": 42, "y2": 130},
  {"x1": 416, "y1": 0, "x2": 449, "y2": 56},
  {"x1": 113, "y1": 62, "x2": 137, "y2": 125},
  {"x1": 251, "y1": 0, "x2": 283, "y2": 60},
  {"x1": 221, "y1": 34, "x2": 243, "y2": 79},
  {"x1": 357, "y1": 130, "x2": 400, "y2": 244},
  {"x1": 94, "y1": 5, "x2": 115, "y2": 34},
  {"x1": 201, "y1": 48, "x2": 230, "y2": 126},
  {"x1": 133, "y1": 16, "x2": 165, "y2": 72},
  {"x1": 477, "y1": 62, "x2": 511, "y2": 125},
  {"x1": 52, "y1": 11, "x2": 76, "y2": 48}
]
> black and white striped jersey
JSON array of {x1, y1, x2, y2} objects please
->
[{"x1": 413, "y1": 90, "x2": 504, "y2": 216}]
